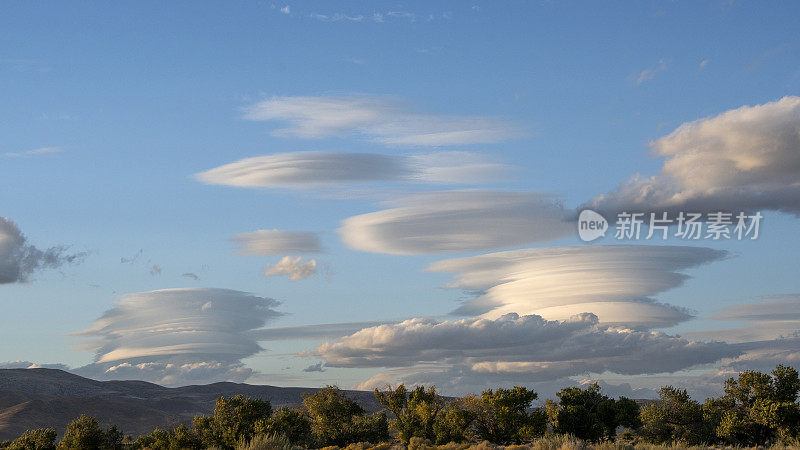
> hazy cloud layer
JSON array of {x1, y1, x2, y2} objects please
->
[
  {"x1": 339, "y1": 191, "x2": 572, "y2": 255},
  {"x1": 232, "y1": 230, "x2": 322, "y2": 255},
  {"x1": 0, "y1": 217, "x2": 85, "y2": 284},
  {"x1": 194, "y1": 151, "x2": 511, "y2": 188},
  {"x1": 242, "y1": 96, "x2": 520, "y2": 146},
  {"x1": 429, "y1": 245, "x2": 727, "y2": 328},
  {"x1": 316, "y1": 313, "x2": 740, "y2": 385},
  {"x1": 588, "y1": 96, "x2": 800, "y2": 216},
  {"x1": 0, "y1": 360, "x2": 70, "y2": 370},
  {"x1": 687, "y1": 294, "x2": 800, "y2": 343},
  {"x1": 264, "y1": 256, "x2": 317, "y2": 281},
  {"x1": 249, "y1": 321, "x2": 395, "y2": 341},
  {"x1": 74, "y1": 288, "x2": 282, "y2": 385}
]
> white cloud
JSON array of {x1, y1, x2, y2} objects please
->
[
  {"x1": 4, "y1": 146, "x2": 62, "y2": 158},
  {"x1": 588, "y1": 96, "x2": 800, "y2": 216},
  {"x1": 0, "y1": 216, "x2": 85, "y2": 284},
  {"x1": 73, "y1": 288, "x2": 282, "y2": 385},
  {"x1": 194, "y1": 151, "x2": 511, "y2": 188},
  {"x1": 280, "y1": 5, "x2": 290, "y2": 14},
  {"x1": 232, "y1": 229, "x2": 322, "y2": 255},
  {"x1": 429, "y1": 245, "x2": 727, "y2": 328},
  {"x1": 339, "y1": 191, "x2": 572, "y2": 255},
  {"x1": 264, "y1": 256, "x2": 317, "y2": 281},
  {"x1": 242, "y1": 95, "x2": 520, "y2": 146},
  {"x1": 315, "y1": 313, "x2": 740, "y2": 389}
]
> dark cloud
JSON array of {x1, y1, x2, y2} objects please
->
[{"x1": 0, "y1": 217, "x2": 85, "y2": 284}]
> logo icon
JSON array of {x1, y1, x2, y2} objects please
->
[{"x1": 578, "y1": 209, "x2": 608, "y2": 242}]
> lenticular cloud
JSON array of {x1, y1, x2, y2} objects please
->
[
  {"x1": 428, "y1": 244, "x2": 727, "y2": 328},
  {"x1": 74, "y1": 288, "x2": 282, "y2": 385}
]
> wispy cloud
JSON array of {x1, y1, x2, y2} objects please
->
[
  {"x1": 4, "y1": 146, "x2": 62, "y2": 158},
  {"x1": 232, "y1": 230, "x2": 322, "y2": 255},
  {"x1": 242, "y1": 95, "x2": 521, "y2": 146},
  {"x1": 635, "y1": 59, "x2": 668, "y2": 84}
]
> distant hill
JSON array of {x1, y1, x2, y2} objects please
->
[{"x1": 0, "y1": 368, "x2": 379, "y2": 441}]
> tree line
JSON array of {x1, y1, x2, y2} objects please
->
[{"x1": 2, "y1": 365, "x2": 799, "y2": 449}]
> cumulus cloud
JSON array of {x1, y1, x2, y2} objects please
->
[
  {"x1": 194, "y1": 151, "x2": 511, "y2": 188},
  {"x1": 429, "y1": 245, "x2": 727, "y2": 328},
  {"x1": 588, "y1": 96, "x2": 800, "y2": 216},
  {"x1": 263, "y1": 256, "x2": 317, "y2": 281},
  {"x1": 339, "y1": 191, "x2": 572, "y2": 255},
  {"x1": 0, "y1": 217, "x2": 85, "y2": 284},
  {"x1": 73, "y1": 288, "x2": 282, "y2": 385},
  {"x1": 232, "y1": 230, "x2": 322, "y2": 255},
  {"x1": 242, "y1": 96, "x2": 520, "y2": 146},
  {"x1": 315, "y1": 313, "x2": 740, "y2": 388}
]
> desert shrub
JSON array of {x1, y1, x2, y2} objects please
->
[
  {"x1": 56, "y1": 415, "x2": 124, "y2": 450},
  {"x1": 303, "y1": 386, "x2": 389, "y2": 446},
  {"x1": 193, "y1": 395, "x2": 273, "y2": 449},
  {"x1": 255, "y1": 407, "x2": 312, "y2": 447},
  {"x1": 433, "y1": 400, "x2": 477, "y2": 444},
  {"x1": 638, "y1": 387, "x2": 714, "y2": 445},
  {"x1": 374, "y1": 384, "x2": 444, "y2": 444},
  {"x1": 705, "y1": 365, "x2": 800, "y2": 446},
  {"x1": 461, "y1": 386, "x2": 546, "y2": 445},
  {"x1": 4, "y1": 428, "x2": 57, "y2": 450},
  {"x1": 236, "y1": 433, "x2": 295, "y2": 450},
  {"x1": 547, "y1": 383, "x2": 640, "y2": 442}
]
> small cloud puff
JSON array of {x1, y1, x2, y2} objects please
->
[{"x1": 264, "y1": 256, "x2": 317, "y2": 281}]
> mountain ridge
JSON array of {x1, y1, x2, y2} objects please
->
[{"x1": 0, "y1": 368, "x2": 379, "y2": 441}]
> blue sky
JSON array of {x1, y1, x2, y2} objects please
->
[{"x1": 2, "y1": 1, "x2": 800, "y2": 397}]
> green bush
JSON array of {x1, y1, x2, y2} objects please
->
[
  {"x1": 547, "y1": 383, "x2": 640, "y2": 442},
  {"x1": 193, "y1": 395, "x2": 273, "y2": 449},
  {"x1": 375, "y1": 384, "x2": 444, "y2": 444},
  {"x1": 255, "y1": 407, "x2": 312, "y2": 447},
  {"x1": 4, "y1": 428, "x2": 57, "y2": 450},
  {"x1": 461, "y1": 386, "x2": 546, "y2": 445},
  {"x1": 303, "y1": 386, "x2": 389, "y2": 447}
]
